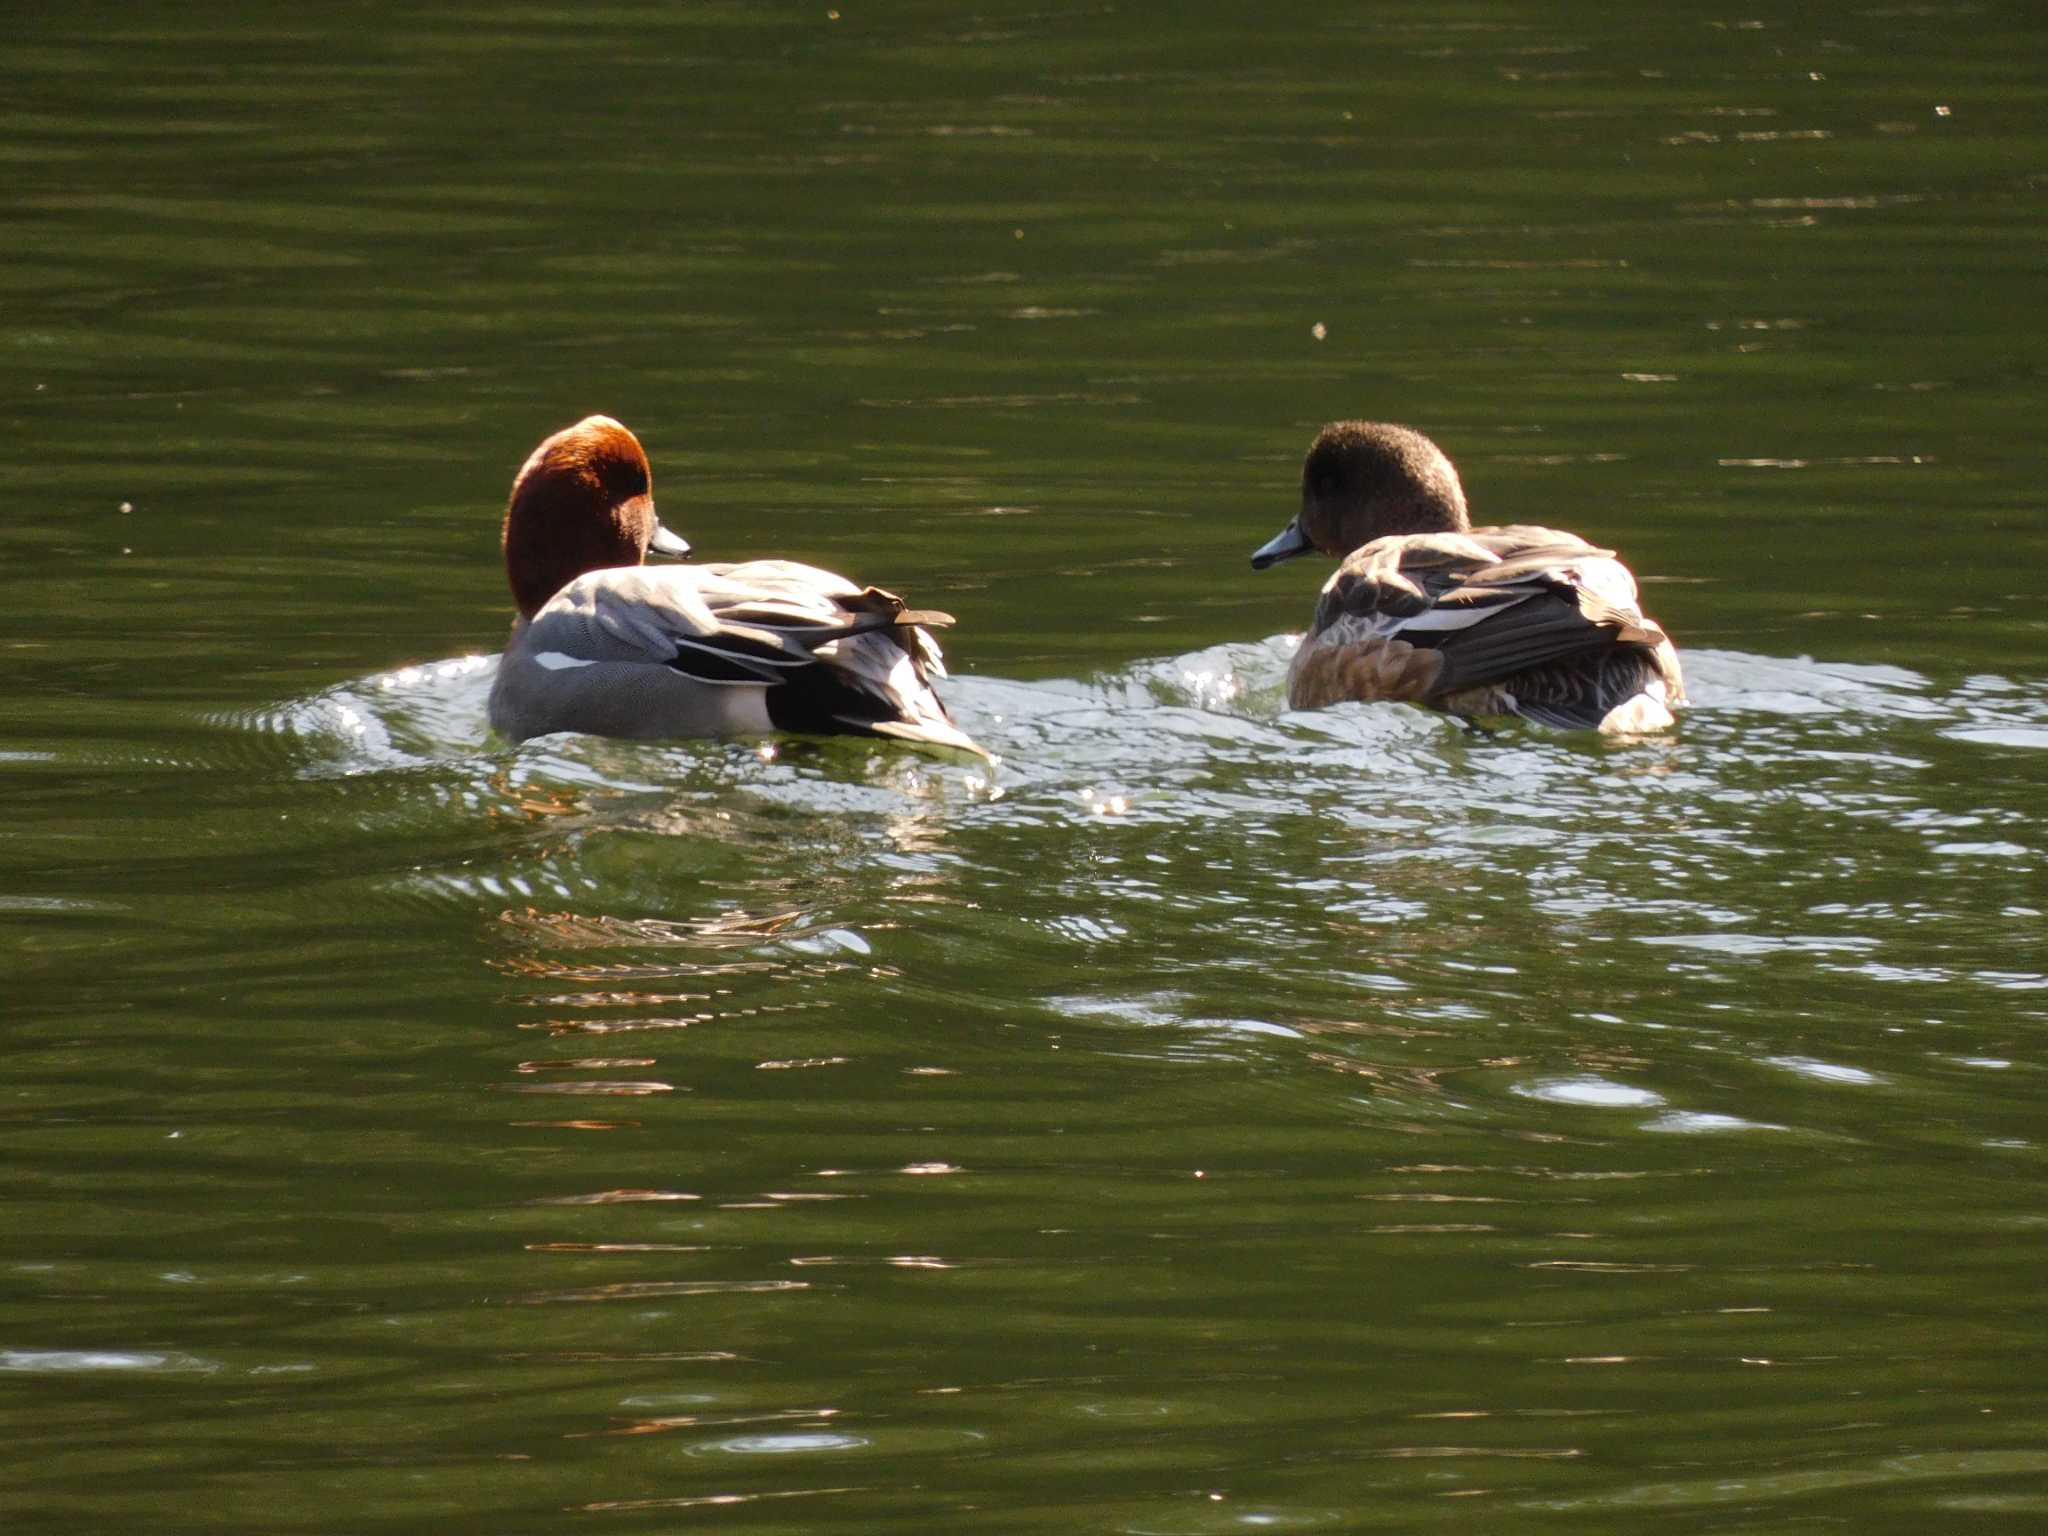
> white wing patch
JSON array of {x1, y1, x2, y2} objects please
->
[{"x1": 533, "y1": 650, "x2": 599, "y2": 672}]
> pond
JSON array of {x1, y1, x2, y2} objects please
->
[{"x1": 4, "y1": 3, "x2": 2045, "y2": 1530}]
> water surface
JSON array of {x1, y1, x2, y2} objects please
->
[{"x1": 5, "y1": 2, "x2": 2046, "y2": 1531}]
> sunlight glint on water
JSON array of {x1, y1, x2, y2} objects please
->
[{"x1": 3, "y1": 0, "x2": 2046, "y2": 1529}]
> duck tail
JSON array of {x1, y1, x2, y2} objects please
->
[
  {"x1": 763, "y1": 627, "x2": 990, "y2": 760},
  {"x1": 865, "y1": 713, "x2": 993, "y2": 759}
]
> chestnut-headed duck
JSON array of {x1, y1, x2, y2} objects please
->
[
  {"x1": 486, "y1": 416, "x2": 986, "y2": 756},
  {"x1": 1250, "y1": 421, "x2": 1686, "y2": 733}
]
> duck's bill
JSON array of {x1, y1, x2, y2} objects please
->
[
  {"x1": 648, "y1": 521, "x2": 692, "y2": 558},
  {"x1": 1250, "y1": 519, "x2": 1312, "y2": 569}
]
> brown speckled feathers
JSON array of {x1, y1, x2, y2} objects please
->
[{"x1": 1254, "y1": 425, "x2": 1685, "y2": 732}]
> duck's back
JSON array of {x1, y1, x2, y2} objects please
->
[
  {"x1": 1288, "y1": 524, "x2": 1685, "y2": 732},
  {"x1": 489, "y1": 561, "x2": 981, "y2": 753}
]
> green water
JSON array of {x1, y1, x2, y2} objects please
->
[{"x1": 5, "y1": 3, "x2": 2046, "y2": 1531}]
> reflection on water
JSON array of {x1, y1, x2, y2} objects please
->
[
  {"x1": 7, "y1": 0, "x2": 2048, "y2": 1527},
  {"x1": 264, "y1": 638, "x2": 2048, "y2": 1152},
  {"x1": 287, "y1": 639, "x2": 2040, "y2": 1523}
]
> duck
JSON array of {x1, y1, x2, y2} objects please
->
[
  {"x1": 1250, "y1": 421, "x2": 1685, "y2": 732},
  {"x1": 486, "y1": 415, "x2": 986, "y2": 756}
]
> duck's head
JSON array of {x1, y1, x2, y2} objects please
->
[
  {"x1": 1249, "y1": 421, "x2": 1471, "y2": 568},
  {"x1": 501, "y1": 415, "x2": 691, "y2": 618}
]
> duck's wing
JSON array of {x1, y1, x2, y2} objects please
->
[
  {"x1": 1287, "y1": 531, "x2": 1509, "y2": 707},
  {"x1": 1292, "y1": 526, "x2": 1682, "y2": 729},
  {"x1": 686, "y1": 561, "x2": 981, "y2": 754},
  {"x1": 493, "y1": 563, "x2": 983, "y2": 755},
  {"x1": 685, "y1": 561, "x2": 956, "y2": 683}
]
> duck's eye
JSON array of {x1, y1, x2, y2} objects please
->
[{"x1": 1313, "y1": 475, "x2": 1336, "y2": 500}]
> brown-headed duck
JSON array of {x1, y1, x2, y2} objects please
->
[
  {"x1": 1251, "y1": 421, "x2": 1685, "y2": 732},
  {"x1": 487, "y1": 416, "x2": 985, "y2": 756}
]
